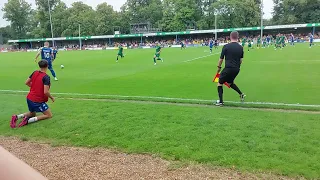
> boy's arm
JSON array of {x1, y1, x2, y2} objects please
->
[
  {"x1": 25, "y1": 72, "x2": 34, "y2": 87},
  {"x1": 43, "y1": 75, "x2": 54, "y2": 102},
  {"x1": 25, "y1": 78, "x2": 32, "y2": 87},
  {"x1": 44, "y1": 85, "x2": 54, "y2": 102}
]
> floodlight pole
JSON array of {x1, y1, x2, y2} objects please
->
[
  {"x1": 48, "y1": 0, "x2": 54, "y2": 47},
  {"x1": 0, "y1": 33, "x2": 3, "y2": 45},
  {"x1": 260, "y1": 0, "x2": 263, "y2": 44},
  {"x1": 79, "y1": 24, "x2": 82, "y2": 50},
  {"x1": 215, "y1": 13, "x2": 217, "y2": 40}
]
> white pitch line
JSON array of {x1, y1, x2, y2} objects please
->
[
  {"x1": 1, "y1": 89, "x2": 320, "y2": 108},
  {"x1": 184, "y1": 53, "x2": 219, "y2": 62}
]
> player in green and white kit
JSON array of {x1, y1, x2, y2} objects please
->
[
  {"x1": 116, "y1": 44, "x2": 124, "y2": 62},
  {"x1": 153, "y1": 45, "x2": 163, "y2": 65},
  {"x1": 275, "y1": 35, "x2": 281, "y2": 50},
  {"x1": 257, "y1": 36, "x2": 261, "y2": 49},
  {"x1": 241, "y1": 37, "x2": 246, "y2": 47},
  {"x1": 270, "y1": 36, "x2": 274, "y2": 46},
  {"x1": 281, "y1": 35, "x2": 286, "y2": 48},
  {"x1": 247, "y1": 39, "x2": 252, "y2": 52}
]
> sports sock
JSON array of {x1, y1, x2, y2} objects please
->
[
  {"x1": 28, "y1": 117, "x2": 38, "y2": 124},
  {"x1": 117, "y1": 56, "x2": 119, "y2": 60},
  {"x1": 154, "y1": 58, "x2": 156, "y2": 63},
  {"x1": 230, "y1": 84, "x2": 242, "y2": 95},
  {"x1": 17, "y1": 114, "x2": 24, "y2": 119},
  {"x1": 218, "y1": 86, "x2": 223, "y2": 103}
]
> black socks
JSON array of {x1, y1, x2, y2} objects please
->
[
  {"x1": 218, "y1": 86, "x2": 223, "y2": 103},
  {"x1": 230, "y1": 84, "x2": 242, "y2": 95}
]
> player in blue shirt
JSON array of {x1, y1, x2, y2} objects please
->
[
  {"x1": 35, "y1": 42, "x2": 58, "y2": 81},
  {"x1": 53, "y1": 47, "x2": 58, "y2": 60},
  {"x1": 290, "y1": 33, "x2": 295, "y2": 46},
  {"x1": 266, "y1": 35, "x2": 271, "y2": 47},
  {"x1": 309, "y1": 33, "x2": 314, "y2": 48},
  {"x1": 209, "y1": 39, "x2": 214, "y2": 53},
  {"x1": 180, "y1": 41, "x2": 186, "y2": 50}
]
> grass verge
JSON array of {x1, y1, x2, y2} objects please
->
[{"x1": 1, "y1": 94, "x2": 319, "y2": 179}]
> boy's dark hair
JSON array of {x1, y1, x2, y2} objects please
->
[
  {"x1": 230, "y1": 31, "x2": 239, "y2": 40},
  {"x1": 38, "y1": 60, "x2": 48, "y2": 68}
]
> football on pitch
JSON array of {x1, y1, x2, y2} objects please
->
[{"x1": 60, "y1": 65, "x2": 65, "y2": 69}]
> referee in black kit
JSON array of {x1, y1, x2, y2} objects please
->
[{"x1": 216, "y1": 31, "x2": 246, "y2": 106}]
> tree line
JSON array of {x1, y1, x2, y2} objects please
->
[{"x1": 1, "y1": 0, "x2": 320, "y2": 43}]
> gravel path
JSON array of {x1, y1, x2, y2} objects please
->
[{"x1": 0, "y1": 137, "x2": 300, "y2": 180}]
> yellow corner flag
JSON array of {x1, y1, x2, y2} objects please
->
[{"x1": 213, "y1": 73, "x2": 230, "y2": 88}]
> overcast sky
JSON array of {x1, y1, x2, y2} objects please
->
[{"x1": 0, "y1": 0, "x2": 274, "y2": 28}]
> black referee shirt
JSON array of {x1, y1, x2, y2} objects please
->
[{"x1": 220, "y1": 42, "x2": 244, "y2": 69}]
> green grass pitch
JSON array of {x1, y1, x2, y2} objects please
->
[
  {"x1": 0, "y1": 44, "x2": 320, "y2": 178},
  {"x1": 1, "y1": 44, "x2": 320, "y2": 107}
]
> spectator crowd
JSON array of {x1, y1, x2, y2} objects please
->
[{"x1": 1, "y1": 32, "x2": 319, "y2": 52}]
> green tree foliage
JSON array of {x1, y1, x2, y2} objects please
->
[
  {"x1": 199, "y1": 0, "x2": 218, "y2": 29},
  {"x1": 0, "y1": 26, "x2": 13, "y2": 44},
  {"x1": 117, "y1": 7, "x2": 131, "y2": 34},
  {"x1": 3, "y1": 0, "x2": 320, "y2": 40},
  {"x1": 273, "y1": 0, "x2": 320, "y2": 24},
  {"x1": 160, "y1": 0, "x2": 203, "y2": 31},
  {"x1": 34, "y1": 0, "x2": 62, "y2": 37},
  {"x1": 122, "y1": 0, "x2": 163, "y2": 25},
  {"x1": 2, "y1": 0, "x2": 32, "y2": 38},
  {"x1": 60, "y1": 2, "x2": 97, "y2": 36},
  {"x1": 51, "y1": 1, "x2": 70, "y2": 37},
  {"x1": 31, "y1": 1, "x2": 69, "y2": 38},
  {"x1": 212, "y1": 0, "x2": 261, "y2": 28},
  {"x1": 96, "y1": 3, "x2": 118, "y2": 35}
]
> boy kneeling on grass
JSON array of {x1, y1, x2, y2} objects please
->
[{"x1": 10, "y1": 60, "x2": 55, "y2": 128}]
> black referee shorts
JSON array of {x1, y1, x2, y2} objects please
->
[{"x1": 219, "y1": 68, "x2": 240, "y2": 84}]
